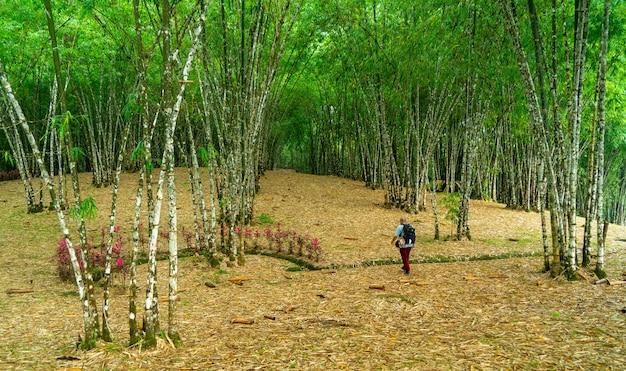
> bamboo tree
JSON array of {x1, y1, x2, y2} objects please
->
[
  {"x1": 0, "y1": 100, "x2": 41, "y2": 213},
  {"x1": 100, "y1": 93, "x2": 136, "y2": 342},
  {"x1": 593, "y1": 0, "x2": 610, "y2": 279},
  {"x1": 499, "y1": 0, "x2": 596, "y2": 279},
  {"x1": 199, "y1": 0, "x2": 302, "y2": 263},
  {"x1": 142, "y1": 0, "x2": 207, "y2": 347},
  {"x1": 1, "y1": 62, "x2": 99, "y2": 349},
  {"x1": 564, "y1": 0, "x2": 590, "y2": 278},
  {"x1": 184, "y1": 112, "x2": 212, "y2": 253},
  {"x1": 44, "y1": 0, "x2": 102, "y2": 347},
  {"x1": 142, "y1": 0, "x2": 177, "y2": 347}
]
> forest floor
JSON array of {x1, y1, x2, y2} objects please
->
[{"x1": 0, "y1": 169, "x2": 625, "y2": 370}]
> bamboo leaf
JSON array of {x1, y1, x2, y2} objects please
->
[
  {"x1": 3, "y1": 151, "x2": 14, "y2": 166},
  {"x1": 198, "y1": 146, "x2": 209, "y2": 167},
  {"x1": 69, "y1": 197, "x2": 98, "y2": 220},
  {"x1": 122, "y1": 93, "x2": 140, "y2": 122},
  {"x1": 131, "y1": 141, "x2": 146, "y2": 161},
  {"x1": 70, "y1": 147, "x2": 86, "y2": 161}
]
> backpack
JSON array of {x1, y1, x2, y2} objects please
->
[{"x1": 400, "y1": 223, "x2": 416, "y2": 245}]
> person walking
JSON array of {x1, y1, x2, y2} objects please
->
[{"x1": 390, "y1": 218, "x2": 415, "y2": 275}]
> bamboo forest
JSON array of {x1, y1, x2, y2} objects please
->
[{"x1": 1, "y1": 0, "x2": 625, "y2": 369}]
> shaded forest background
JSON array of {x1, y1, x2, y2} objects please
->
[
  {"x1": 1, "y1": 0, "x2": 626, "y2": 352},
  {"x1": 2, "y1": 1, "x2": 626, "y2": 220}
]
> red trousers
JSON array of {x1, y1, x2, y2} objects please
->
[{"x1": 399, "y1": 247, "x2": 412, "y2": 273}]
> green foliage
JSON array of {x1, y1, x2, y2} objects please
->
[
  {"x1": 3, "y1": 151, "x2": 14, "y2": 167},
  {"x1": 121, "y1": 93, "x2": 141, "y2": 122},
  {"x1": 257, "y1": 213, "x2": 274, "y2": 225},
  {"x1": 198, "y1": 145, "x2": 217, "y2": 167},
  {"x1": 131, "y1": 142, "x2": 146, "y2": 161},
  {"x1": 1, "y1": 0, "x2": 626, "y2": 226},
  {"x1": 441, "y1": 192, "x2": 460, "y2": 225},
  {"x1": 70, "y1": 147, "x2": 86, "y2": 162},
  {"x1": 132, "y1": 142, "x2": 153, "y2": 175},
  {"x1": 69, "y1": 197, "x2": 98, "y2": 221},
  {"x1": 51, "y1": 112, "x2": 72, "y2": 140}
]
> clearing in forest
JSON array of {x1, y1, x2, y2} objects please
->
[{"x1": 0, "y1": 170, "x2": 625, "y2": 370}]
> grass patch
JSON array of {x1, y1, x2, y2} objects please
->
[
  {"x1": 206, "y1": 269, "x2": 229, "y2": 285},
  {"x1": 328, "y1": 251, "x2": 542, "y2": 270},
  {"x1": 247, "y1": 249, "x2": 542, "y2": 271},
  {"x1": 378, "y1": 294, "x2": 415, "y2": 305},
  {"x1": 257, "y1": 213, "x2": 274, "y2": 225}
]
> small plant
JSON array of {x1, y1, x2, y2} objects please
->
[
  {"x1": 307, "y1": 237, "x2": 321, "y2": 261},
  {"x1": 53, "y1": 226, "x2": 129, "y2": 285},
  {"x1": 181, "y1": 226, "x2": 194, "y2": 250},
  {"x1": 264, "y1": 229, "x2": 273, "y2": 249},
  {"x1": 54, "y1": 238, "x2": 82, "y2": 282},
  {"x1": 253, "y1": 229, "x2": 260, "y2": 248},
  {"x1": 441, "y1": 192, "x2": 460, "y2": 238},
  {"x1": 258, "y1": 213, "x2": 274, "y2": 224},
  {"x1": 250, "y1": 222, "x2": 322, "y2": 262}
]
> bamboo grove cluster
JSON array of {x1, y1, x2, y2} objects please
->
[
  {"x1": 1, "y1": 0, "x2": 625, "y2": 350},
  {"x1": 1, "y1": 0, "x2": 301, "y2": 350},
  {"x1": 269, "y1": 1, "x2": 624, "y2": 277}
]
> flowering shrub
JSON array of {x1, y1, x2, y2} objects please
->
[
  {"x1": 54, "y1": 238, "x2": 82, "y2": 282},
  {"x1": 245, "y1": 222, "x2": 322, "y2": 262},
  {"x1": 53, "y1": 227, "x2": 128, "y2": 283}
]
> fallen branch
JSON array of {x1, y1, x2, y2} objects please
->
[
  {"x1": 6, "y1": 289, "x2": 34, "y2": 295},
  {"x1": 399, "y1": 279, "x2": 430, "y2": 286},
  {"x1": 229, "y1": 277, "x2": 248, "y2": 285},
  {"x1": 284, "y1": 305, "x2": 298, "y2": 313},
  {"x1": 231, "y1": 317, "x2": 254, "y2": 324}
]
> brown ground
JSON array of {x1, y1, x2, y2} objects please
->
[{"x1": 0, "y1": 169, "x2": 625, "y2": 370}]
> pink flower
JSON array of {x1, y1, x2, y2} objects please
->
[
  {"x1": 235, "y1": 225, "x2": 242, "y2": 234},
  {"x1": 254, "y1": 229, "x2": 260, "y2": 237},
  {"x1": 264, "y1": 229, "x2": 271, "y2": 237},
  {"x1": 277, "y1": 222, "x2": 281, "y2": 231},
  {"x1": 116, "y1": 258, "x2": 124, "y2": 269},
  {"x1": 113, "y1": 243, "x2": 122, "y2": 255},
  {"x1": 244, "y1": 228, "x2": 252, "y2": 237},
  {"x1": 311, "y1": 238, "x2": 320, "y2": 249},
  {"x1": 114, "y1": 225, "x2": 121, "y2": 233}
]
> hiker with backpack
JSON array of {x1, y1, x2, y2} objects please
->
[{"x1": 390, "y1": 218, "x2": 416, "y2": 275}]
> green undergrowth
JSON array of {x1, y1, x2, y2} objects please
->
[
  {"x1": 248, "y1": 249, "x2": 542, "y2": 271},
  {"x1": 246, "y1": 249, "x2": 319, "y2": 270}
]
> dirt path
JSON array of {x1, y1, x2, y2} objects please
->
[{"x1": 0, "y1": 170, "x2": 624, "y2": 370}]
